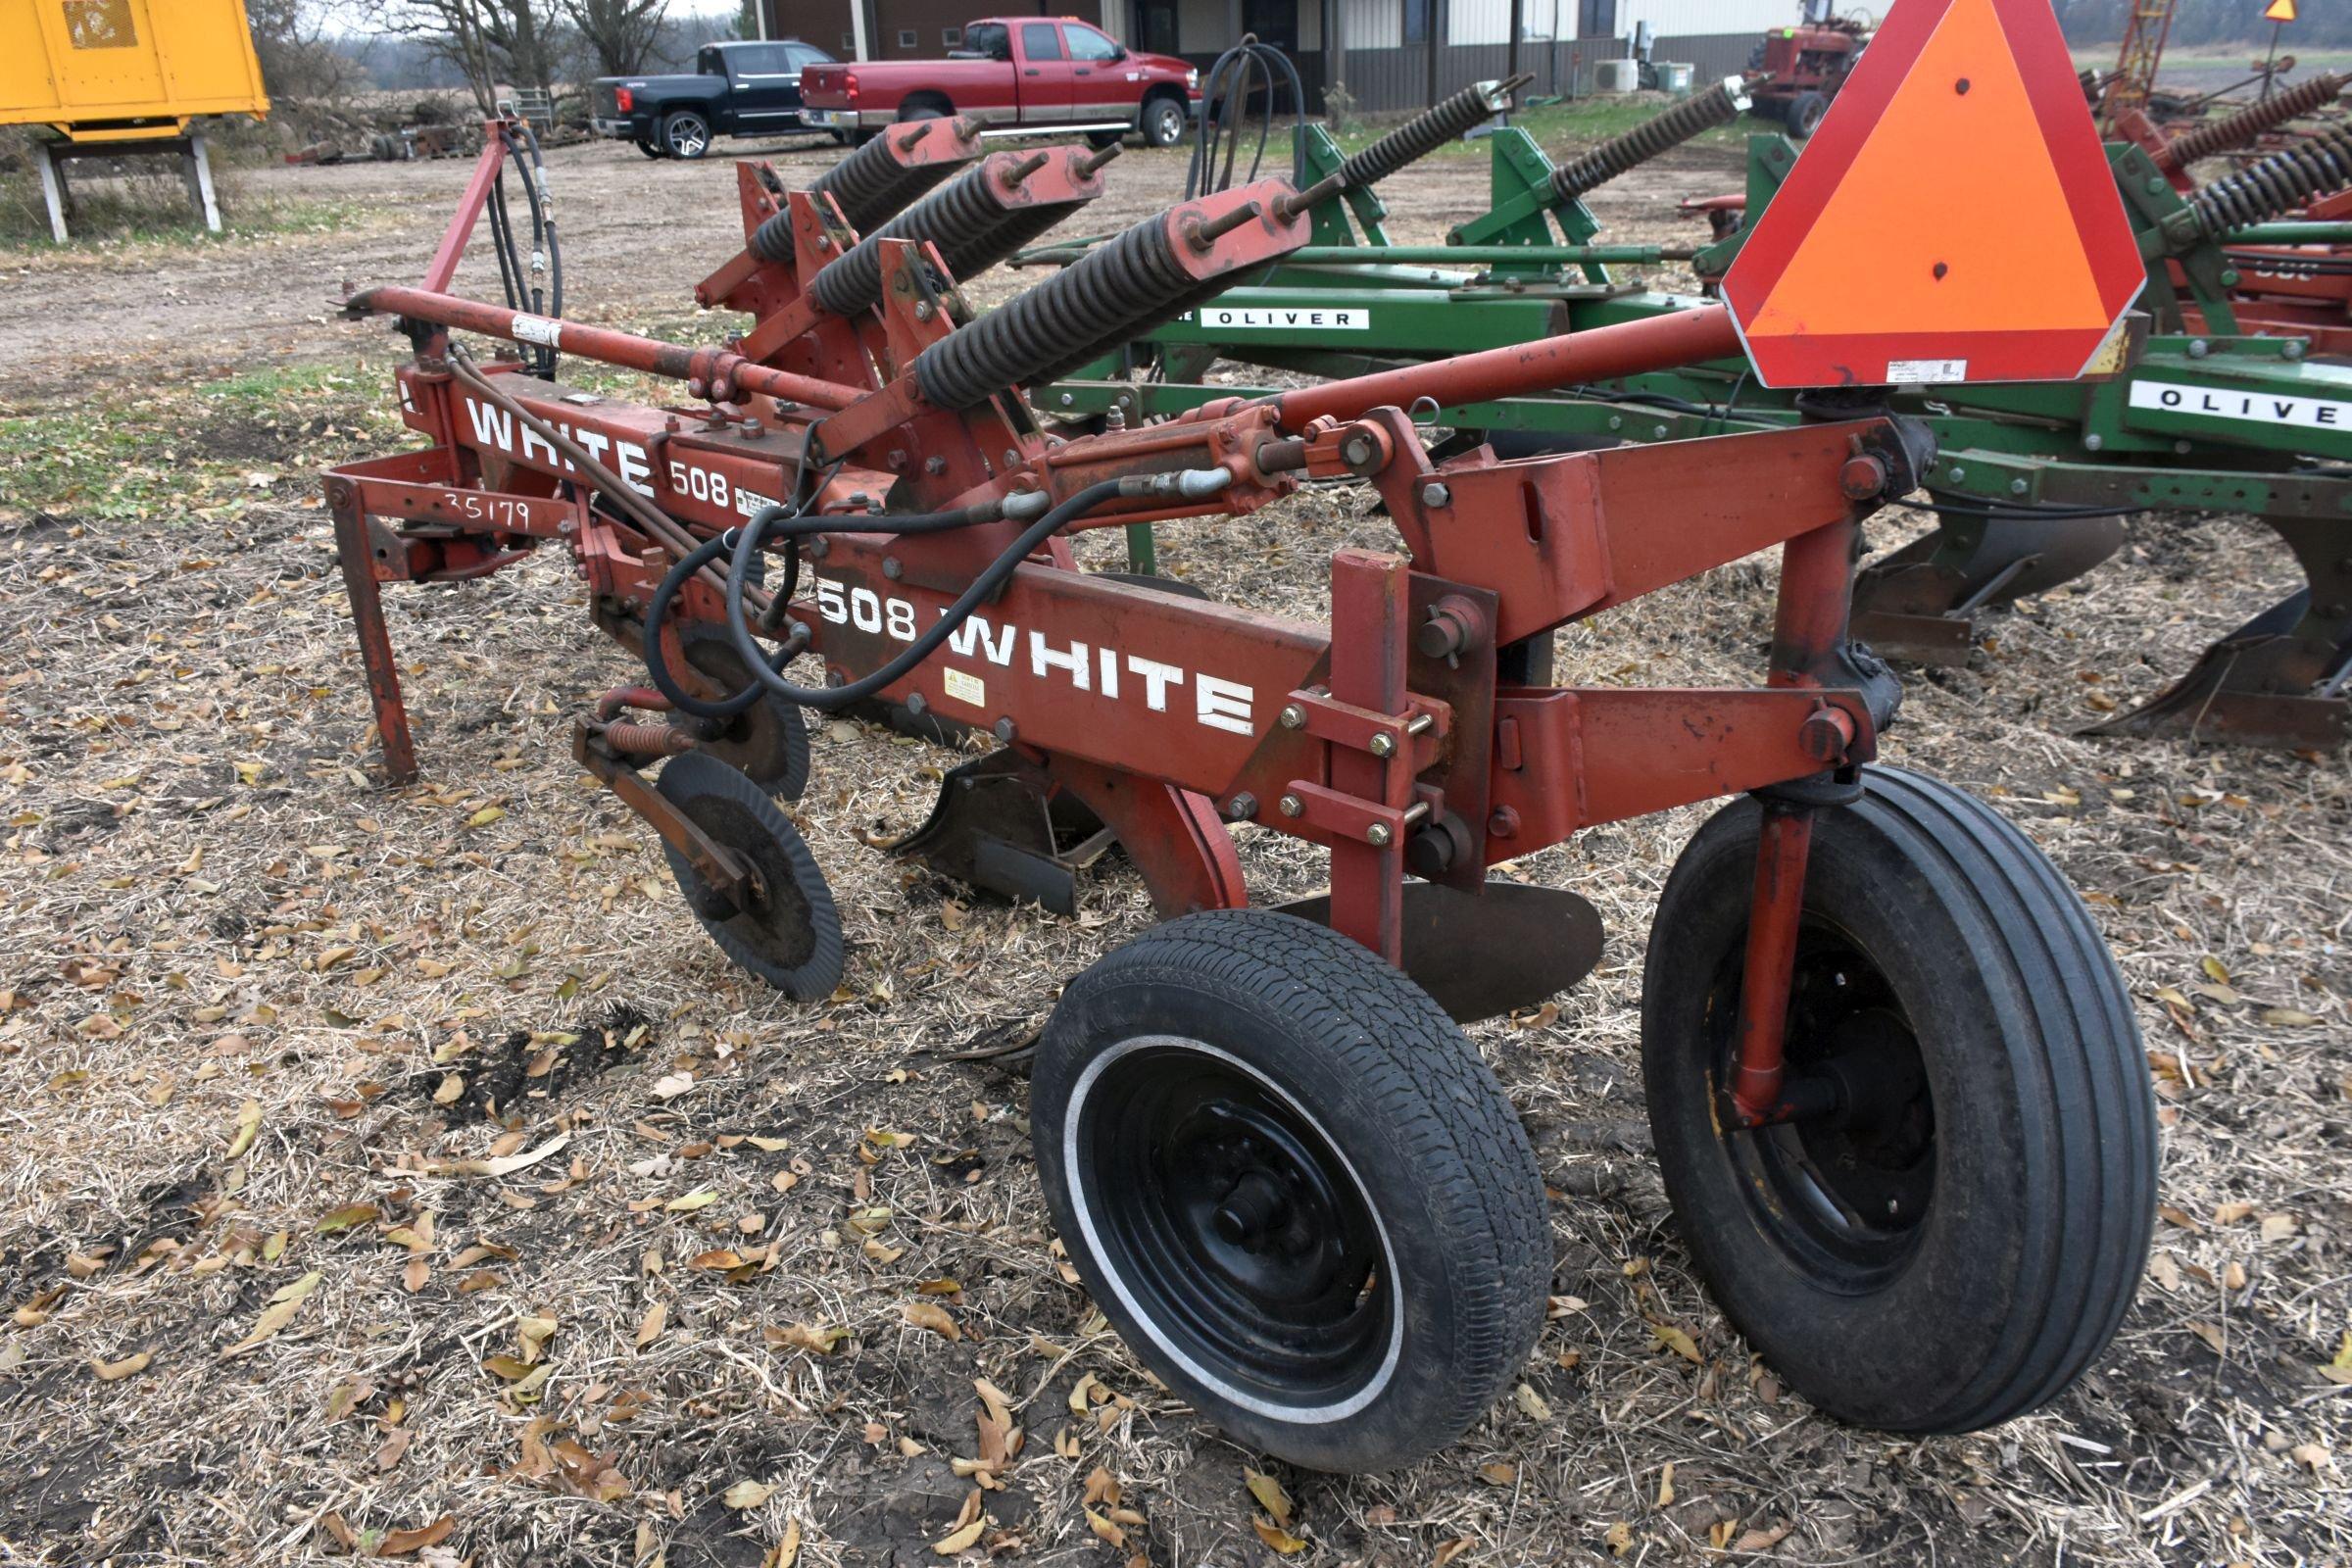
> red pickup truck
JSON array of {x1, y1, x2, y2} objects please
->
[{"x1": 799, "y1": 17, "x2": 1200, "y2": 148}]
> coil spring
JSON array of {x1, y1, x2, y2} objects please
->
[
  {"x1": 749, "y1": 125, "x2": 973, "y2": 260},
  {"x1": 914, "y1": 216, "x2": 1199, "y2": 411},
  {"x1": 1550, "y1": 79, "x2": 1746, "y2": 203},
  {"x1": 1339, "y1": 79, "x2": 1512, "y2": 191},
  {"x1": 2167, "y1": 74, "x2": 2348, "y2": 170},
  {"x1": 2191, "y1": 120, "x2": 2352, "y2": 237},
  {"x1": 810, "y1": 159, "x2": 1024, "y2": 317}
]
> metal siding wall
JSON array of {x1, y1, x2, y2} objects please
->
[{"x1": 1650, "y1": 30, "x2": 1758, "y2": 80}]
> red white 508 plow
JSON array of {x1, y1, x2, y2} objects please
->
[{"x1": 329, "y1": 5, "x2": 2157, "y2": 1472}]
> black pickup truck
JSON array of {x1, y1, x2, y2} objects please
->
[{"x1": 591, "y1": 39, "x2": 838, "y2": 159}]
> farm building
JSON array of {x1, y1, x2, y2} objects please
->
[{"x1": 756, "y1": 0, "x2": 1791, "y2": 111}]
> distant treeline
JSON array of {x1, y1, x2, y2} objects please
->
[
  {"x1": 332, "y1": 14, "x2": 750, "y2": 91},
  {"x1": 2058, "y1": 0, "x2": 2350, "y2": 48}
]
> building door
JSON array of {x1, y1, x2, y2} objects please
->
[{"x1": 1135, "y1": 0, "x2": 1177, "y2": 54}]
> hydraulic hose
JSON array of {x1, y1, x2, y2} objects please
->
[{"x1": 718, "y1": 480, "x2": 1129, "y2": 711}]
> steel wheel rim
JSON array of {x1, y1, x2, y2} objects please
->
[
  {"x1": 1063, "y1": 1036, "x2": 1402, "y2": 1421},
  {"x1": 670, "y1": 118, "x2": 708, "y2": 155},
  {"x1": 1714, "y1": 918, "x2": 1936, "y2": 1291},
  {"x1": 678, "y1": 794, "x2": 816, "y2": 969}
]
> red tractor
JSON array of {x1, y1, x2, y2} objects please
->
[{"x1": 1748, "y1": 0, "x2": 1872, "y2": 138}]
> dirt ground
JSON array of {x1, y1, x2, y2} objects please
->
[{"x1": 0, "y1": 122, "x2": 2347, "y2": 1568}]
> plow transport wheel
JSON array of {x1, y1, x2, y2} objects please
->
[
  {"x1": 1642, "y1": 767, "x2": 2157, "y2": 1433},
  {"x1": 656, "y1": 753, "x2": 843, "y2": 1000},
  {"x1": 1034, "y1": 909, "x2": 1547, "y2": 1473}
]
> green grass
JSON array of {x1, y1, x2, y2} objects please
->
[
  {"x1": 0, "y1": 164, "x2": 366, "y2": 251},
  {"x1": 1328, "y1": 93, "x2": 1752, "y2": 160},
  {"x1": 2, "y1": 362, "x2": 400, "y2": 522}
]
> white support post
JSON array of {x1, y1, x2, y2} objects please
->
[
  {"x1": 183, "y1": 132, "x2": 222, "y2": 234},
  {"x1": 37, "y1": 141, "x2": 70, "y2": 245}
]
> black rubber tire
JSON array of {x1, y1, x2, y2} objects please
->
[
  {"x1": 1034, "y1": 908, "x2": 1548, "y2": 1473},
  {"x1": 1140, "y1": 94, "x2": 1187, "y2": 148},
  {"x1": 656, "y1": 752, "x2": 842, "y2": 1000},
  {"x1": 899, "y1": 102, "x2": 948, "y2": 122},
  {"x1": 1642, "y1": 766, "x2": 2157, "y2": 1434},
  {"x1": 1788, "y1": 89, "x2": 1830, "y2": 139},
  {"x1": 634, "y1": 137, "x2": 664, "y2": 159},
  {"x1": 662, "y1": 110, "x2": 711, "y2": 159}
]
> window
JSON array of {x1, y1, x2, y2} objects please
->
[
  {"x1": 897, "y1": 28, "x2": 917, "y2": 47},
  {"x1": 734, "y1": 43, "x2": 792, "y2": 74},
  {"x1": 943, "y1": 26, "x2": 962, "y2": 46},
  {"x1": 1065, "y1": 24, "x2": 1121, "y2": 61},
  {"x1": 62, "y1": 0, "x2": 134, "y2": 49},
  {"x1": 698, "y1": 46, "x2": 722, "y2": 74},
  {"x1": 1021, "y1": 22, "x2": 1063, "y2": 60},
  {"x1": 784, "y1": 43, "x2": 834, "y2": 70},
  {"x1": 965, "y1": 22, "x2": 1011, "y2": 59},
  {"x1": 842, "y1": 32, "x2": 856, "y2": 50}
]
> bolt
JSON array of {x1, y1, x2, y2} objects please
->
[
  {"x1": 1004, "y1": 449, "x2": 1020, "y2": 467},
  {"x1": 1798, "y1": 709, "x2": 1853, "y2": 765},
  {"x1": 1489, "y1": 805, "x2": 1520, "y2": 839},
  {"x1": 1277, "y1": 794, "x2": 1303, "y2": 818},
  {"x1": 2083, "y1": 433, "x2": 2104, "y2": 452},
  {"x1": 1838, "y1": 454, "x2": 1887, "y2": 502},
  {"x1": 925, "y1": 456, "x2": 948, "y2": 475},
  {"x1": 1226, "y1": 792, "x2": 1258, "y2": 820},
  {"x1": 1421, "y1": 481, "x2": 1452, "y2": 509},
  {"x1": 1607, "y1": 415, "x2": 1624, "y2": 431},
  {"x1": 804, "y1": 536, "x2": 829, "y2": 561},
  {"x1": 1948, "y1": 466, "x2": 1967, "y2": 483},
  {"x1": 2175, "y1": 441, "x2": 2193, "y2": 455},
  {"x1": 1059, "y1": 392, "x2": 1074, "y2": 406},
  {"x1": 1004, "y1": 151, "x2": 1050, "y2": 184},
  {"x1": 2010, "y1": 478, "x2": 2030, "y2": 496},
  {"x1": 905, "y1": 691, "x2": 928, "y2": 716},
  {"x1": 882, "y1": 557, "x2": 904, "y2": 580},
  {"x1": 2220, "y1": 269, "x2": 2241, "y2": 287},
  {"x1": 2187, "y1": 338, "x2": 2209, "y2": 358},
  {"x1": 993, "y1": 716, "x2": 1017, "y2": 742},
  {"x1": 815, "y1": 233, "x2": 834, "y2": 251},
  {"x1": 1368, "y1": 732, "x2": 1396, "y2": 758},
  {"x1": 1955, "y1": 76, "x2": 1970, "y2": 93},
  {"x1": 2283, "y1": 338, "x2": 2307, "y2": 361},
  {"x1": 1366, "y1": 823, "x2": 1393, "y2": 848},
  {"x1": 1339, "y1": 432, "x2": 1377, "y2": 468},
  {"x1": 825, "y1": 667, "x2": 846, "y2": 688},
  {"x1": 914, "y1": 300, "x2": 936, "y2": 322},
  {"x1": 1933, "y1": 261, "x2": 1948, "y2": 280},
  {"x1": 1278, "y1": 704, "x2": 1306, "y2": 729},
  {"x1": 1653, "y1": 423, "x2": 1669, "y2": 440}
]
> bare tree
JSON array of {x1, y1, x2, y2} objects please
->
[
  {"x1": 245, "y1": 0, "x2": 363, "y2": 98},
  {"x1": 564, "y1": 0, "x2": 670, "y2": 75},
  {"x1": 369, "y1": 0, "x2": 563, "y2": 113}
]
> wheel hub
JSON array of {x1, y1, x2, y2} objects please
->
[{"x1": 1074, "y1": 1040, "x2": 1394, "y2": 1408}]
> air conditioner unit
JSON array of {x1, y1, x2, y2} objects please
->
[{"x1": 1593, "y1": 58, "x2": 1641, "y2": 93}]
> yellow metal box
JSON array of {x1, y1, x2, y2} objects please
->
[{"x1": 1, "y1": 0, "x2": 269, "y2": 140}]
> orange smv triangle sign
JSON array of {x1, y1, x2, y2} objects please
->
[
  {"x1": 2263, "y1": 0, "x2": 2295, "y2": 22},
  {"x1": 1721, "y1": 0, "x2": 2143, "y2": 387}
]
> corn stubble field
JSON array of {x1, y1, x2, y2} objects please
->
[{"x1": 0, "y1": 123, "x2": 2346, "y2": 1568}]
